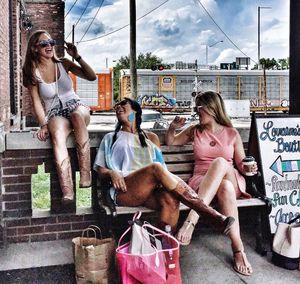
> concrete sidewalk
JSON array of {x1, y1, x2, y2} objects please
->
[{"x1": 0, "y1": 225, "x2": 299, "y2": 284}]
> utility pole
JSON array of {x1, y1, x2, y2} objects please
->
[
  {"x1": 129, "y1": 0, "x2": 137, "y2": 99},
  {"x1": 258, "y1": 7, "x2": 271, "y2": 69},
  {"x1": 72, "y1": 25, "x2": 75, "y2": 62}
]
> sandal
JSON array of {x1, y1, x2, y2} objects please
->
[
  {"x1": 233, "y1": 250, "x2": 253, "y2": 276},
  {"x1": 175, "y1": 220, "x2": 196, "y2": 246}
]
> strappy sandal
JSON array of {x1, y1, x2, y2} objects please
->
[
  {"x1": 233, "y1": 250, "x2": 253, "y2": 276},
  {"x1": 175, "y1": 220, "x2": 195, "y2": 246}
]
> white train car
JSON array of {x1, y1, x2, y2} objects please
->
[{"x1": 120, "y1": 69, "x2": 289, "y2": 112}]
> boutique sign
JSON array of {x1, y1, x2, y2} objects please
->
[{"x1": 255, "y1": 116, "x2": 300, "y2": 233}]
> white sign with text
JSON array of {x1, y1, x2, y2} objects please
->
[{"x1": 256, "y1": 117, "x2": 300, "y2": 233}]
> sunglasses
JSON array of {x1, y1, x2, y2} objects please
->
[
  {"x1": 193, "y1": 105, "x2": 203, "y2": 113},
  {"x1": 113, "y1": 100, "x2": 130, "y2": 110},
  {"x1": 36, "y1": 39, "x2": 56, "y2": 48}
]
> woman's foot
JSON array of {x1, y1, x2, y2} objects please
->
[
  {"x1": 176, "y1": 220, "x2": 196, "y2": 246},
  {"x1": 233, "y1": 250, "x2": 253, "y2": 276}
]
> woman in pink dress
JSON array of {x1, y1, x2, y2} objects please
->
[{"x1": 165, "y1": 91, "x2": 257, "y2": 276}]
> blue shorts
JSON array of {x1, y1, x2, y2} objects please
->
[{"x1": 109, "y1": 186, "x2": 118, "y2": 206}]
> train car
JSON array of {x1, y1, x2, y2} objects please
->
[
  {"x1": 70, "y1": 68, "x2": 113, "y2": 112},
  {"x1": 119, "y1": 69, "x2": 289, "y2": 112}
]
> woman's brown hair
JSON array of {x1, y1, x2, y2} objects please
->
[
  {"x1": 195, "y1": 91, "x2": 233, "y2": 129},
  {"x1": 22, "y1": 30, "x2": 60, "y2": 87}
]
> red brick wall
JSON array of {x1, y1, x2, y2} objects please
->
[
  {"x1": 22, "y1": 0, "x2": 65, "y2": 120},
  {"x1": 1, "y1": 144, "x2": 102, "y2": 244},
  {"x1": 0, "y1": 1, "x2": 10, "y2": 130}
]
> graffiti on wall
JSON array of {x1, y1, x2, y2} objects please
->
[
  {"x1": 250, "y1": 98, "x2": 289, "y2": 108},
  {"x1": 138, "y1": 94, "x2": 176, "y2": 107}
]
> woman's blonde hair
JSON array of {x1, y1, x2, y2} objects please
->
[
  {"x1": 195, "y1": 90, "x2": 232, "y2": 128},
  {"x1": 22, "y1": 30, "x2": 60, "y2": 87}
]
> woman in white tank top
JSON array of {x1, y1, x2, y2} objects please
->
[{"x1": 23, "y1": 30, "x2": 97, "y2": 204}]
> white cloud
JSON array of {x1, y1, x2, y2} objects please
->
[{"x1": 64, "y1": 0, "x2": 289, "y2": 70}]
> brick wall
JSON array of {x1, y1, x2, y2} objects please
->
[
  {"x1": 1, "y1": 131, "x2": 106, "y2": 244},
  {"x1": 0, "y1": 0, "x2": 10, "y2": 131},
  {"x1": 22, "y1": 0, "x2": 65, "y2": 121}
]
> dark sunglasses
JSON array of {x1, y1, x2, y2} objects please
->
[
  {"x1": 113, "y1": 100, "x2": 129, "y2": 110},
  {"x1": 193, "y1": 105, "x2": 203, "y2": 113},
  {"x1": 36, "y1": 39, "x2": 56, "y2": 48}
]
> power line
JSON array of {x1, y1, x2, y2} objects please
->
[
  {"x1": 65, "y1": 0, "x2": 93, "y2": 40},
  {"x1": 65, "y1": 0, "x2": 79, "y2": 18},
  {"x1": 78, "y1": 0, "x2": 169, "y2": 44},
  {"x1": 78, "y1": 0, "x2": 105, "y2": 44},
  {"x1": 196, "y1": 0, "x2": 258, "y2": 65}
]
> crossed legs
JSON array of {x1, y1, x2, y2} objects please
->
[
  {"x1": 115, "y1": 163, "x2": 234, "y2": 233},
  {"x1": 176, "y1": 157, "x2": 252, "y2": 275}
]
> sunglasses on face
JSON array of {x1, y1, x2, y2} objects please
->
[
  {"x1": 193, "y1": 105, "x2": 203, "y2": 113},
  {"x1": 113, "y1": 100, "x2": 130, "y2": 110},
  {"x1": 36, "y1": 39, "x2": 56, "y2": 48}
]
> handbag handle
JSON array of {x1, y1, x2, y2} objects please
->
[
  {"x1": 88, "y1": 225, "x2": 103, "y2": 239},
  {"x1": 142, "y1": 223, "x2": 180, "y2": 248},
  {"x1": 81, "y1": 228, "x2": 97, "y2": 246},
  {"x1": 117, "y1": 211, "x2": 142, "y2": 247},
  {"x1": 288, "y1": 214, "x2": 300, "y2": 224}
]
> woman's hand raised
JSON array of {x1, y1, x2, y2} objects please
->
[
  {"x1": 64, "y1": 41, "x2": 79, "y2": 59},
  {"x1": 169, "y1": 116, "x2": 186, "y2": 130}
]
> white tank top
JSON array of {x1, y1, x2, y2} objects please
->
[{"x1": 36, "y1": 62, "x2": 80, "y2": 112}]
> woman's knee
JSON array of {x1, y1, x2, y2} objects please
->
[
  {"x1": 71, "y1": 108, "x2": 90, "y2": 125},
  {"x1": 217, "y1": 180, "x2": 236, "y2": 199},
  {"x1": 212, "y1": 157, "x2": 229, "y2": 169},
  {"x1": 160, "y1": 192, "x2": 180, "y2": 211},
  {"x1": 146, "y1": 163, "x2": 166, "y2": 177}
]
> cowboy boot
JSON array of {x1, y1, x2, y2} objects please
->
[
  {"x1": 56, "y1": 157, "x2": 74, "y2": 204},
  {"x1": 172, "y1": 181, "x2": 235, "y2": 234},
  {"x1": 76, "y1": 139, "x2": 91, "y2": 188}
]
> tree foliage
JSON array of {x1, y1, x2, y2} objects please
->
[
  {"x1": 252, "y1": 57, "x2": 289, "y2": 70},
  {"x1": 113, "y1": 52, "x2": 163, "y2": 101}
]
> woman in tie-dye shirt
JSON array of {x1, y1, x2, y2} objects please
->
[{"x1": 94, "y1": 98, "x2": 234, "y2": 234}]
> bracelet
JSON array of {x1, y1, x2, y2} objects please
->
[
  {"x1": 40, "y1": 123, "x2": 48, "y2": 129},
  {"x1": 75, "y1": 55, "x2": 82, "y2": 62}
]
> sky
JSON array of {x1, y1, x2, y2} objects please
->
[{"x1": 64, "y1": 0, "x2": 289, "y2": 71}]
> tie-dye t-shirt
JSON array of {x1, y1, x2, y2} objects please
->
[{"x1": 93, "y1": 131, "x2": 166, "y2": 176}]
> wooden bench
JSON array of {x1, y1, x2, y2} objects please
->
[{"x1": 96, "y1": 144, "x2": 272, "y2": 255}]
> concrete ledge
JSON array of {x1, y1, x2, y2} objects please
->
[
  {"x1": 5, "y1": 127, "x2": 250, "y2": 151},
  {"x1": 0, "y1": 239, "x2": 73, "y2": 271}
]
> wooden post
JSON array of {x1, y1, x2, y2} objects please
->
[
  {"x1": 129, "y1": 0, "x2": 137, "y2": 99},
  {"x1": 290, "y1": 0, "x2": 300, "y2": 114},
  {"x1": 263, "y1": 66, "x2": 267, "y2": 115}
]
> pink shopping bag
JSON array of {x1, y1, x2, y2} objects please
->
[{"x1": 116, "y1": 212, "x2": 182, "y2": 284}]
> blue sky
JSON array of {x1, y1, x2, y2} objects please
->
[{"x1": 64, "y1": 0, "x2": 289, "y2": 71}]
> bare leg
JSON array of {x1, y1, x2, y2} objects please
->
[
  {"x1": 71, "y1": 105, "x2": 90, "y2": 145},
  {"x1": 176, "y1": 157, "x2": 252, "y2": 275},
  {"x1": 71, "y1": 106, "x2": 91, "y2": 187},
  {"x1": 116, "y1": 163, "x2": 233, "y2": 232},
  {"x1": 48, "y1": 117, "x2": 73, "y2": 202},
  {"x1": 176, "y1": 157, "x2": 237, "y2": 245},
  {"x1": 143, "y1": 190, "x2": 180, "y2": 232},
  {"x1": 217, "y1": 181, "x2": 253, "y2": 275},
  {"x1": 48, "y1": 117, "x2": 72, "y2": 165}
]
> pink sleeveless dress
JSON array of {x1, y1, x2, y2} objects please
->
[{"x1": 188, "y1": 126, "x2": 251, "y2": 199}]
